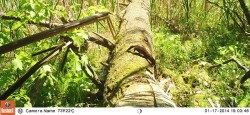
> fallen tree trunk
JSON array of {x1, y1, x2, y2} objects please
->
[{"x1": 103, "y1": 0, "x2": 176, "y2": 107}]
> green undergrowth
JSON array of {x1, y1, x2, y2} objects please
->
[{"x1": 153, "y1": 26, "x2": 250, "y2": 107}]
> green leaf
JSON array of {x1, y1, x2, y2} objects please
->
[
  {"x1": 42, "y1": 65, "x2": 51, "y2": 72},
  {"x1": 12, "y1": 58, "x2": 23, "y2": 70},
  {"x1": 6, "y1": 11, "x2": 17, "y2": 16},
  {"x1": 29, "y1": 11, "x2": 36, "y2": 18},
  {"x1": 12, "y1": 21, "x2": 22, "y2": 30},
  {"x1": 67, "y1": 51, "x2": 80, "y2": 73},
  {"x1": 228, "y1": 45, "x2": 235, "y2": 52},
  {"x1": 47, "y1": 76, "x2": 54, "y2": 86},
  {"x1": 24, "y1": 102, "x2": 32, "y2": 107},
  {"x1": 50, "y1": 75, "x2": 57, "y2": 81},
  {"x1": 76, "y1": 32, "x2": 89, "y2": 40},
  {"x1": 29, "y1": 0, "x2": 35, "y2": 9},
  {"x1": 22, "y1": 2, "x2": 33, "y2": 11},
  {"x1": 16, "y1": 51, "x2": 29, "y2": 60},
  {"x1": 0, "y1": 73, "x2": 9, "y2": 87},
  {"x1": 0, "y1": 32, "x2": 9, "y2": 45},
  {"x1": 70, "y1": 4, "x2": 81, "y2": 10},
  {"x1": 73, "y1": 57, "x2": 82, "y2": 72},
  {"x1": 69, "y1": 30, "x2": 88, "y2": 47},
  {"x1": 80, "y1": 54, "x2": 88, "y2": 65}
]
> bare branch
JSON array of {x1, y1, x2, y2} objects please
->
[
  {"x1": 238, "y1": 0, "x2": 250, "y2": 26},
  {"x1": 107, "y1": 17, "x2": 116, "y2": 39},
  {"x1": 209, "y1": 57, "x2": 250, "y2": 84},
  {"x1": 58, "y1": 36, "x2": 104, "y2": 89},
  {"x1": 209, "y1": 57, "x2": 249, "y2": 72},
  {"x1": 32, "y1": 46, "x2": 57, "y2": 56},
  {"x1": 241, "y1": 70, "x2": 250, "y2": 84},
  {"x1": 0, "y1": 42, "x2": 72, "y2": 100},
  {"x1": 84, "y1": 62, "x2": 104, "y2": 89},
  {"x1": 88, "y1": 32, "x2": 115, "y2": 51},
  {"x1": 0, "y1": 12, "x2": 110, "y2": 55}
]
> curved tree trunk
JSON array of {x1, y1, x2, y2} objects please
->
[
  {"x1": 238, "y1": 0, "x2": 250, "y2": 26},
  {"x1": 103, "y1": 0, "x2": 176, "y2": 107}
]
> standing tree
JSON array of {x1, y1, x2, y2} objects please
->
[{"x1": 238, "y1": 0, "x2": 250, "y2": 26}]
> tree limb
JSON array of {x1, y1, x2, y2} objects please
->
[
  {"x1": 32, "y1": 46, "x2": 57, "y2": 56},
  {"x1": 0, "y1": 42, "x2": 72, "y2": 100},
  {"x1": 238, "y1": 0, "x2": 250, "y2": 26},
  {"x1": 107, "y1": 17, "x2": 116, "y2": 39},
  {"x1": 82, "y1": 61, "x2": 104, "y2": 90},
  {"x1": 209, "y1": 57, "x2": 250, "y2": 84},
  {"x1": 209, "y1": 57, "x2": 249, "y2": 72},
  {"x1": 0, "y1": 12, "x2": 110, "y2": 55},
  {"x1": 88, "y1": 32, "x2": 115, "y2": 51},
  {"x1": 59, "y1": 36, "x2": 104, "y2": 89},
  {"x1": 241, "y1": 70, "x2": 250, "y2": 84}
]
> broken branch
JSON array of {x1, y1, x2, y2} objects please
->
[
  {"x1": 241, "y1": 70, "x2": 250, "y2": 84},
  {"x1": 88, "y1": 32, "x2": 115, "y2": 51},
  {"x1": 209, "y1": 57, "x2": 250, "y2": 84},
  {"x1": 209, "y1": 57, "x2": 249, "y2": 72},
  {"x1": 32, "y1": 46, "x2": 57, "y2": 56},
  {"x1": 0, "y1": 12, "x2": 110, "y2": 55},
  {"x1": 0, "y1": 41, "x2": 72, "y2": 100}
]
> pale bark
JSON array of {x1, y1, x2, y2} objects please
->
[{"x1": 103, "y1": 0, "x2": 176, "y2": 107}]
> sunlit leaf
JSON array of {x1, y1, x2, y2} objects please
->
[
  {"x1": 47, "y1": 76, "x2": 54, "y2": 86},
  {"x1": 6, "y1": 11, "x2": 17, "y2": 16},
  {"x1": 12, "y1": 21, "x2": 22, "y2": 30},
  {"x1": 228, "y1": 45, "x2": 235, "y2": 52},
  {"x1": 16, "y1": 51, "x2": 29, "y2": 60},
  {"x1": 80, "y1": 54, "x2": 88, "y2": 65},
  {"x1": 24, "y1": 102, "x2": 32, "y2": 107},
  {"x1": 75, "y1": 60, "x2": 82, "y2": 71},
  {"x1": 42, "y1": 65, "x2": 51, "y2": 72},
  {"x1": 29, "y1": 11, "x2": 36, "y2": 17},
  {"x1": 12, "y1": 58, "x2": 23, "y2": 70}
]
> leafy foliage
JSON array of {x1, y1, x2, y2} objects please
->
[
  {"x1": 152, "y1": 0, "x2": 250, "y2": 107},
  {"x1": 0, "y1": 0, "x2": 250, "y2": 107}
]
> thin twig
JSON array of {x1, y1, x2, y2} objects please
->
[
  {"x1": 107, "y1": 17, "x2": 116, "y2": 39},
  {"x1": 207, "y1": 98, "x2": 215, "y2": 108}
]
